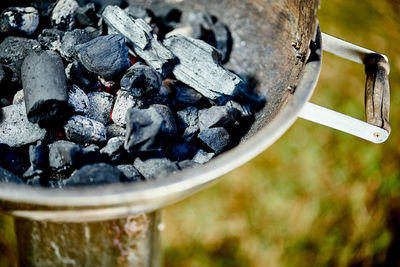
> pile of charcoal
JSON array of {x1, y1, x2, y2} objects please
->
[{"x1": 0, "y1": 0, "x2": 263, "y2": 188}]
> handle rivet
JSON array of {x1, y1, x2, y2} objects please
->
[{"x1": 373, "y1": 132, "x2": 381, "y2": 138}]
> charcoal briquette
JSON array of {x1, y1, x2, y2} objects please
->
[
  {"x1": 29, "y1": 141, "x2": 48, "y2": 170},
  {"x1": 111, "y1": 90, "x2": 144, "y2": 126},
  {"x1": 120, "y1": 62, "x2": 163, "y2": 97},
  {"x1": 21, "y1": 50, "x2": 70, "y2": 126},
  {"x1": 117, "y1": 164, "x2": 142, "y2": 182},
  {"x1": 64, "y1": 115, "x2": 107, "y2": 144},
  {"x1": 74, "y1": 3, "x2": 98, "y2": 27},
  {"x1": 198, "y1": 127, "x2": 231, "y2": 154},
  {"x1": 38, "y1": 28, "x2": 65, "y2": 52},
  {"x1": 0, "y1": 36, "x2": 40, "y2": 85},
  {"x1": 66, "y1": 61, "x2": 101, "y2": 92},
  {"x1": 102, "y1": 6, "x2": 175, "y2": 76},
  {"x1": 87, "y1": 91, "x2": 114, "y2": 125},
  {"x1": 64, "y1": 163, "x2": 126, "y2": 186},
  {"x1": 68, "y1": 85, "x2": 89, "y2": 115},
  {"x1": 48, "y1": 140, "x2": 83, "y2": 173},
  {"x1": 177, "y1": 106, "x2": 199, "y2": 142},
  {"x1": 76, "y1": 34, "x2": 130, "y2": 80},
  {"x1": 163, "y1": 35, "x2": 245, "y2": 99},
  {"x1": 100, "y1": 136, "x2": 125, "y2": 163},
  {"x1": 0, "y1": 166, "x2": 23, "y2": 184},
  {"x1": 61, "y1": 29, "x2": 93, "y2": 61},
  {"x1": 0, "y1": 103, "x2": 46, "y2": 147},
  {"x1": 124, "y1": 107, "x2": 164, "y2": 153},
  {"x1": 51, "y1": 0, "x2": 79, "y2": 31},
  {"x1": 192, "y1": 149, "x2": 214, "y2": 164},
  {"x1": 151, "y1": 104, "x2": 178, "y2": 138},
  {"x1": 198, "y1": 106, "x2": 240, "y2": 130},
  {"x1": 133, "y1": 158, "x2": 178, "y2": 180},
  {"x1": 0, "y1": 7, "x2": 40, "y2": 36}
]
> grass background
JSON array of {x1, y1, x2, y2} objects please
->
[{"x1": 161, "y1": 0, "x2": 400, "y2": 266}]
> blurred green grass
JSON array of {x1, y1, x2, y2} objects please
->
[{"x1": 162, "y1": 1, "x2": 400, "y2": 266}]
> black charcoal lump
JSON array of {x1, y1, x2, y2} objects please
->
[
  {"x1": 177, "y1": 106, "x2": 199, "y2": 142},
  {"x1": 102, "y1": 5, "x2": 175, "y2": 76},
  {"x1": 124, "y1": 107, "x2": 164, "y2": 153},
  {"x1": 76, "y1": 34, "x2": 130, "y2": 80},
  {"x1": 198, "y1": 127, "x2": 231, "y2": 155},
  {"x1": 133, "y1": 158, "x2": 179, "y2": 180},
  {"x1": 120, "y1": 62, "x2": 163, "y2": 97},
  {"x1": 64, "y1": 163, "x2": 126, "y2": 186},
  {"x1": 111, "y1": 90, "x2": 144, "y2": 126},
  {"x1": 0, "y1": 103, "x2": 46, "y2": 147},
  {"x1": 74, "y1": 3, "x2": 98, "y2": 27},
  {"x1": 198, "y1": 106, "x2": 240, "y2": 130},
  {"x1": 38, "y1": 29, "x2": 65, "y2": 52},
  {"x1": 87, "y1": 91, "x2": 114, "y2": 125},
  {"x1": 68, "y1": 85, "x2": 89, "y2": 115},
  {"x1": 21, "y1": 50, "x2": 69, "y2": 126},
  {"x1": 51, "y1": 0, "x2": 79, "y2": 31},
  {"x1": 100, "y1": 136, "x2": 125, "y2": 163},
  {"x1": 61, "y1": 29, "x2": 93, "y2": 60},
  {"x1": 29, "y1": 141, "x2": 48, "y2": 170},
  {"x1": 64, "y1": 115, "x2": 107, "y2": 144},
  {"x1": 66, "y1": 61, "x2": 100, "y2": 92},
  {"x1": 0, "y1": 7, "x2": 40, "y2": 36},
  {"x1": 48, "y1": 140, "x2": 83, "y2": 173},
  {"x1": 117, "y1": 164, "x2": 142, "y2": 182},
  {"x1": 151, "y1": 104, "x2": 178, "y2": 138},
  {"x1": 163, "y1": 35, "x2": 245, "y2": 99},
  {"x1": 170, "y1": 143, "x2": 199, "y2": 161},
  {"x1": 0, "y1": 167, "x2": 24, "y2": 184}
]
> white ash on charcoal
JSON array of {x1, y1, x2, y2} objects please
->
[
  {"x1": 74, "y1": 3, "x2": 98, "y2": 27},
  {"x1": 198, "y1": 127, "x2": 231, "y2": 155},
  {"x1": 0, "y1": 36, "x2": 40, "y2": 85},
  {"x1": 76, "y1": 34, "x2": 130, "y2": 80},
  {"x1": 12, "y1": 90, "x2": 24, "y2": 104},
  {"x1": 29, "y1": 141, "x2": 48, "y2": 170},
  {"x1": 67, "y1": 85, "x2": 89, "y2": 115},
  {"x1": 102, "y1": 5, "x2": 175, "y2": 76},
  {"x1": 65, "y1": 61, "x2": 101, "y2": 92},
  {"x1": 64, "y1": 115, "x2": 107, "y2": 144},
  {"x1": 0, "y1": 7, "x2": 40, "y2": 36},
  {"x1": 117, "y1": 164, "x2": 142, "y2": 182},
  {"x1": 87, "y1": 91, "x2": 114, "y2": 125},
  {"x1": 21, "y1": 50, "x2": 70, "y2": 126},
  {"x1": 151, "y1": 104, "x2": 178, "y2": 138},
  {"x1": 64, "y1": 163, "x2": 126, "y2": 186},
  {"x1": 38, "y1": 28, "x2": 64, "y2": 52},
  {"x1": 198, "y1": 105, "x2": 240, "y2": 131},
  {"x1": 48, "y1": 140, "x2": 83, "y2": 174},
  {"x1": 100, "y1": 136, "x2": 126, "y2": 164},
  {"x1": 124, "y1": 107, "x2": 164, "y2": 153},
  {"x1": 51, "y1": 0, "x2": 79, "y2": 31},
  {"x1": 177, "y1": 106, "x2": 199, "y2": 142},
  {"x1": 61, "y1": 29, "x2": 93, "y2": 60},
  {"x1": 133, "y1": 158, "x2": 179, "y2": 180},
  {"x1": 0, "y1": 103, "x2": 46, "y2": 147},
  {"x1": 163, "y1": 35, "x2": 245, "y2": 100},
  {"x1": 192, "y1": 149, "x2": 214, "y2": 164},
  {"x1": 0, "y1": 166, "x2": 24, "y2": 184},
  {"x1": 106, "y1": 123, "x2": 125, "y2": 138},
  {"x1": 120, "y1": 62, "x2": 163, "y2": 97},
  {"x1": 111, "y1": 90, "x2": 144, "y2": 126}
]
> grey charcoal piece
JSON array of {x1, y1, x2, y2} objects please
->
[
  {"x1": 0, "y1": 103, "x2": 46, "y2": 147},
  {"x1": 29, "y1": 141, "x2": 48, "y2": 169},
  {"x1": 0, "y1": 166, "x2": 23, "y2": 184},
  {"x1": 64, "y1": 115, "x2": 107, "y2": 144},
  {"x1": 61, "y1": 29, "x2": 93, "y2": 60},
  {"x1": 76, "y1": 34, "x2": 130, "y2": 80},
  {"x1": 48, "y1": 140, "x2": 83, "y2": 173},
  {"x1": 100, "y1": 136, "x2": 125, "y2": 163},
  {"x1": 120, "y1": 62, "x2": 163, "y2": 97},
  {"x1": 192, "y1": 149, "x2": 215, "y2": 164},
  {"x1": 151, "y1": 104, "x2": 178, "y2": 138},
  {"x1": 226, "y1": 100, "x2": 252, "y2": 118},
  {"x1": 12, "y1": 90, "x2": 24, "y2": 104},
  {"x1": 198, "y1": 127, "x2": 231, "y2": 155},
  {"x1": 111, "y1": 90, "x2": 144, "y2": 127},
  {"x1": 68, "y1": 85, "x2": 89, "y2": 115},
  {"x1": 87, "y1": 91, "x2": 114, "y2": 125},
  {"x1": 174, "y1": 82, "x2": 204, "y2": 106},
  {"x1": 163, "y1": 35, "x2": 245, "y2": 99},
  {"x1": 64, "y1": 163, "x2": 125, "y2": 186},
  {"x1": 0, "y1": 37, "x2": 40, "y2": 84},
  {"x1": 178, "y1": 160, "x2": 200, "y2": 170},
  {"x1": 133, "y1": 158, "x2": 179, "y2": 180},
  {"x1": 117, "y1": 164, "x2": 142, "y2": 182},
  {"x1": 0, "y1": 7, "x2": 40, "y2": 35},
  {"x1": 74, "y1": 3, "x2": 97, "y2": 27},
  {"x1": 198, "y1": 106, "x2": 240, "y2": 131},
  {"x1": 21, "y1": 50, "x2": 69, "y2": 126},
  {"x1": 102, "y1": 5, "x2": 175, "y2": 76},
  {"x1": 177, "y1": 106, "x2": 199, "y2": 142},
  {"x1": 124, "y1": 107, "x2": 164, "y2": 153},
  {"x1": 51, "y1": 0, "x2": 79, "y2": 31},
  {"x1": 38, "y1": 29, "x2": 65, "y2": 53},
  {"x1": 106, "y1": 123, "x2": 126, "y2": 138}
]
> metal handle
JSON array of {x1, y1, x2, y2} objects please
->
[{"x1": 298, "y1": 33, "x2": 391, "y2": 143}]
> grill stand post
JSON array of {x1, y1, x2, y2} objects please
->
[{"x1": 12, "y1": 211, "x2": 161, "y2": 266}]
